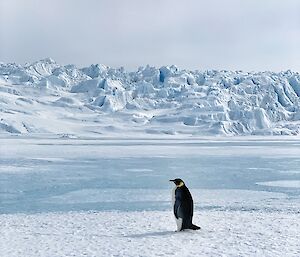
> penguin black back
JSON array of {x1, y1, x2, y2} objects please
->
[{"x1": 170, "y1": 178, "x2": 200, "y2": 231}]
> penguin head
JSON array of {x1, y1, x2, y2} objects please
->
[{"x1": 169, "y1": 178, "x2": 185, "y2": 187}]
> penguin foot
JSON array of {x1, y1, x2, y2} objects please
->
[{"x1": 190, "y1": 224, "x2": 201, "y2": 230}]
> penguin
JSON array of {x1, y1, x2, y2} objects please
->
[{"x1": 170, "y1": 178, "x2": 200, "y2": 231}]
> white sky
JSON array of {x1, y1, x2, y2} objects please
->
[{"x1": 0, "y1": 0, "x2": 299, "y2": 71}]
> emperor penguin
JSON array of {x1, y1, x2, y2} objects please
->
[{"x1": 170, "y1": 178, "x2": 200, "y2": 231}]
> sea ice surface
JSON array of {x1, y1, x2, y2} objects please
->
[{"x1": 0, "y1": 136, "x2": 299, "y2": 256}]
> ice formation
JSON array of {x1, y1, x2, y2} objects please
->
[{"x1": 1, "y1": 58, "x2": 300, "y2": 136}]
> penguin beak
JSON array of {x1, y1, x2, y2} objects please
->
[{"x1": 169, "y1": 179, "x2": 175, "y2": 182}]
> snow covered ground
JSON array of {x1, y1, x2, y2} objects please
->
[
  {"x1": 0, "y1": 136, "x2": 300, "y2": 256},
  {"x1": 1, "y1": 210, "x2": 299, "y2": 257}
]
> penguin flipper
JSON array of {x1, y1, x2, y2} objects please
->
[{"x1": 174, "y1": 189, "x2": 182, "y2": 219}]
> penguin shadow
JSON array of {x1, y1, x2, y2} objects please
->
[{"x1": 125, "y1": 230, "x2": 175, "y2": 238}]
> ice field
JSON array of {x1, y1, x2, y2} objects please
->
[
  {"x1": 0, "y1": 136, "x2": 300, "y2": 256},
  {"x1": 1, "y1": 58, "x2": 300, "y2": 137}
]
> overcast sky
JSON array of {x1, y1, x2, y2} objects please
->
[{"x1": 0, "y1": 0, "x2": 299, "y2": 71}]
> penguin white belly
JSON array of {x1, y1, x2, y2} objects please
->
[
  {"x1": 172, "y1": 186, "x2": 183, "y2": 231},
  {"x1": 176, "y1": 217, "x2": 183, "y2": 232}
]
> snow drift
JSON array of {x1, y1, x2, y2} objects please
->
[{"x1": 1, "y1": 58, "x2": 300, "y2": 136}]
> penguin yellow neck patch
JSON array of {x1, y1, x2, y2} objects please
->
[{"x1": 177, "y1": 181, "x2": 184, "y2": 187}]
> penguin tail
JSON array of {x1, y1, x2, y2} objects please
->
[{"x1": 190, "y1": 224, "x2": 201, "y2": 230}]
